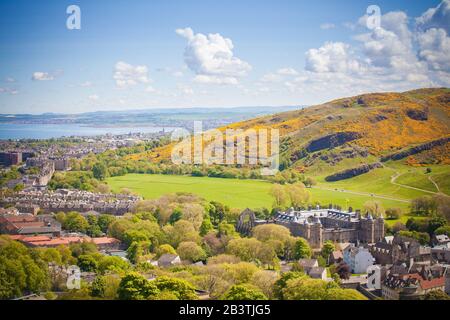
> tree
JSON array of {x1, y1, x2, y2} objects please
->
[
  {"x1": 321, "y1": 240, "x2": 335, "y2": 264},
  {"x1": 63, "y1": 211, "x2": 89, "y2": 233},
  {"x1": 98, "y1": 256, "x2": 130, "y2": 274},
  {"x1": 334, "y1": 261, "x2": 351, "y2": 280},
  {"x1": 286, "y1": 183, "x2": 310, "y2": 208},
  {"x1": 363, "y1": 200, "x2": 385, "y2": 217},
  {"x1": 269, "y1": 184, "x2": 288, "y2": 208},
  {"x1": 155, "y1": 244, "x2": 177, "y2": 258},
  {"x1": 422, "y1": 290, "x2": 450, "y2": 300},
  {"x1": 226, "y1": 238, "x2": 262, "y2": 262},
  {"x1": 273, "y1": 271, "x2": 304, "y2": 299},
  {"x1": 126, "y1": 241, "x2": 151, "y2": 264},
  {"x1": 179, "y1": 203, "x2": 205, "y2": 230},
  {"x1": 304, "y1": 177, "x2": 316, "y2": 188},
  {"x1": 91, "y1": 276, "x2": 107, "y2": 297},
  {"x1": 293, "y1": 237, "x2": 312, "y2": 259},
  {"x1": 117, "y1": 272, "x2": 159, "y2": 300},
  {"x1": 282, "y1": 276, "x2": 366, "y2": 300},
  {"x1": 250, "y1": 270, "x2": 279, "y2": 299},
  {"x1": 177, "y1": 241, "x2": 207, "y2": 262},
  {"x1": 435, "y1": 226, "x2": 450, "y2": 236},
  {"x1": 398, "y1": 230, "x2": 430, "y2": 245},
  {"x1": 427, "y1": 215, "x2": 448, "y2": 235},
  {"x1": 221, "y1": 284, "x2": 268, "y2": 300},
  {"x1": 153, "y1": 276, "x2": 198, "y2": 300},
  {"x1": 78, "y1": 254, "x2": 99, "y2": 272},
  {"x1": 252, "y1": 224, "x2": 291, "y2": 244},
  {"x1": 386, "y1": 208, "x2": 402, "y2": 220},
  {"x1": 98, "y1": 215, "x2": 116, "y2": 233},
  {"x1": 411, "y1": 196, "x2": 438, "y2": 216},
  {"x1": 208, "y1": 201, "x2": 228, "y2": 225},
  {"x1": 392, "y1": 222, "x2": 407, "y2": 233},
  {"x1": 0, "y1": 237, "x2": 49, "y2": 299},
  {"x1": 123, "y1": 229, "x2": 150, "y2": 247},
  {"x1": 199, "y1": 215, "x2": 214, "y2": 236},
  {"x1": 169, "y1": 208, "x2": 183, "y2": 225},
  {"x1": 92, "y1": 162, "x2": 108, "y2": 181}
]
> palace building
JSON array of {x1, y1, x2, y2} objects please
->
[{"x1": 236, "y1": 207, "x2": 385, "y2": 248}]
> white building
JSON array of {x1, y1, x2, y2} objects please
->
[{"x1": 343, "y1": 245, "x2": 374, "y2": 274}]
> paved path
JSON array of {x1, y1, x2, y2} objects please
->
[
  {"x1": 389, "y1": 168, "x2": 438, "y2": 195},
  {"x1": 312, "y1": 186, "x2": 410, "y2": 203}
]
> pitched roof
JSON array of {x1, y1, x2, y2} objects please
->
[
  {"x1": 298, "y1": 259, "x2": 318, "y2": 269},
  {"x1": 158, "y1": 254, "x2": 180, "y2": 265},
  {"x1": 308, "y1": 266, "x2": 326, "y2": 277}
]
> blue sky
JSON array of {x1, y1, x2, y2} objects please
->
[{"x1": 0, "y1": 0, "x2": 448, "y2": 114}]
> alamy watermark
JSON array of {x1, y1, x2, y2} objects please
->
[
  {"x1": 171, "y1": 121, "x2": 280, "y2": 175},
  {"x1": 66, "y1": 265, "x2": 81, "y2": 290},
  {"x1": 66, "y1": 5, "x2": 81, "y2": 30},
  {"x1": 366, "y1": 5, "x2": 381, "y2": 30}
]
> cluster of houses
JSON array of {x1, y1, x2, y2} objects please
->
[
  {"x1": 0, "y1": 211, "x2": 121, "y2": 251},
  {"x1": 237, "y1": 207, "x2": 450, "y2": 300},
  {"x1": 326, "y1": 235, "x2": 450, "y2": 300},
  {"x1": 1, "y1": 189, "x2": 141, "y2": 215}
]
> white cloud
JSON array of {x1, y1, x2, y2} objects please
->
[
  {"x1": 417, "y1": 28, "x2": 450, "y2": 72},
  {"x1": 32, "y1": 72, "x2": 54, "y2": 81},
  {"x1": 305, "y1": 42, "x2": 362, "y2": 73},
  {"x1": 113, "y1": 61, "x2": 150, "y2": 88},
  {"x1": 277, "y1": 67, "x2": 299, "y2": 76},
  {"x1": 415, "y1": 1, "x2": 450, "y2": 72},
  {"x1": 176, "y1": 27, "x2": 251, "y2": 85},
  {"x1": 281, "y1": 3, "x2": 450, "y2": 98},
  {"x1": 260, "y1": 73, "x2": 282, "y2": 83},
  {"x1": 320, "y1": 23, "x2": 336, "y2": 30},
  {"x1": 5, "y1": 77, "x2": 15, "y2": 83},
  {"x1": 356, "y1": 11, "x2": 416, "y2": 71},
  {"x1": 416, "y1": 0, "x2": 450, "y2": 33},
  {"x1": 0, "y1": 87, "x2": 19, "y2": 95}
]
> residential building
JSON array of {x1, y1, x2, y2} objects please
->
[
  {"x1": 343, "y1": 245, "x2": 375, "y2": 274},
  {"x1": 0, "y1": 214, "x2": 61, "y2": 236},
  {"x1": 382, "y1": 267, "x2": 446, "y2": 300}
]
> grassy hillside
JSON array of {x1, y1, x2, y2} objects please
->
[
  {"x1": 111, "y1": 88, "x2": 448, "y2": 220},
  {"x1": 107, "y1": 174, "x2": 413, "y2": 211}
]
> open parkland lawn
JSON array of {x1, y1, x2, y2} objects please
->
[{"x1": 106, "y1": 173, "x2": 415, "y2": 213}]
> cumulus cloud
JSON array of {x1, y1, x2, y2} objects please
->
[
  {"x1": 305, "y1": 42, "x2": 362, "y2": 73},
  {"x1": 415, "y1": 1, "x2": 450, "y2": 72},
  {"x1": 32, "y1": 72, "x2": 54, "y2": 81},
  {"x1": 416, "y1": 0, "x2": 450, "y2": 33},
  {"x1": 417, "y1": 28, "x2": 450, "y2": 72},
  {"x1": 272, "y1": 2, "x2": 450, "y2": 99},
  {"x1": 113, "y1": 61, "x2": 150, "y2": 88},
  {"x1": 176, "y1": 27, "x2": 251, "y2": 84},
  {"x1": 356, "y1": 11, "x2": 416, "y2": 71}
]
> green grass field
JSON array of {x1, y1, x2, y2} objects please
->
[{"x1": 106, "y1": 173, "x2": 414, "y2": 211}]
